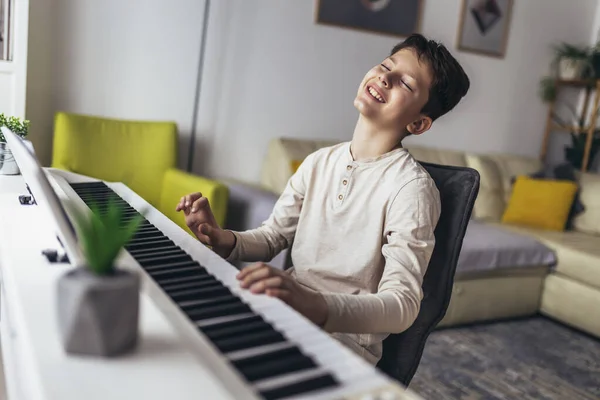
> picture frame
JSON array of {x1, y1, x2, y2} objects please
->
[
  {"x1": 456, "y1": 0, "x2": 513, "y2": 58},
  {"x1": 314, "y1": 0, "x2": 425, "y2": 38}
]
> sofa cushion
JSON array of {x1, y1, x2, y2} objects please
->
[
  {"x1": 494, "y1": 222, "x2": 600, "y2": 289},
  {"x1": 465, "y1": 153, "x2": 542, "y2": 221},
  {"x1": 261, "y1": 137, "x2": 341, "y2": 193},
  {"x1": 573, "y1": 172, "x2": 600, "y2": 236},
  {"x1": 501, "y1": 176, "x2": 578, "y2": 231}
]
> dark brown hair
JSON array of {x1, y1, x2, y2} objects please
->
[{"x1": 391, "y1": 33, "x2": 470, "y2": 121}]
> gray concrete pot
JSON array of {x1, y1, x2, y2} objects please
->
[
  {"x1": 57, "y1": 267, "x2": 140, "y2": 357},
  {"x1": 0, "y1": 142, "x2": 20, "y2": 175}
]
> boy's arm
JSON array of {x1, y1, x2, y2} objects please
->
[
  {"x1": 321, "y1": 177, "x2": 441, "y2": 334},
  {"x1": 224, "y1": 153, "x2": 314, "y2": 264}
]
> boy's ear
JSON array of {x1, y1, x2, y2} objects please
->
[{"x1": 406, "y1": 116, "x2": 432, "y2": 136}]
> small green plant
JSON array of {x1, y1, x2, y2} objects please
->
[
  {"x1": 0, "y1": 113, "x2": 30, "y2": 142},
  {"x1": 73, "y1": 197, "x2": 144, "y2": 276}
]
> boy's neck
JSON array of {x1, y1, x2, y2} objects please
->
[{"x1": 350, "y1": 116, "x2": 405, "y2": 162}]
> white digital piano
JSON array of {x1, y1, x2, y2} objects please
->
[{"x1": 0, "y1": 128, "x2": 424, "y2": 400}]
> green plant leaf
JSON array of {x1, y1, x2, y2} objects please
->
[{"x1": 71, "y1": 198, "x2": 145, "y2": 276}]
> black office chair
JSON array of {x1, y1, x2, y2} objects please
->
[{"x1": 376, "y1": 162, "x2": 480, "y2": 386}]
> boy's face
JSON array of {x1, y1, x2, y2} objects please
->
[{"x1": 354, "y1": 48, "x2": 433, "y2": 136}]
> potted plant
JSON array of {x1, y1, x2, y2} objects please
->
[
  {"x1": 551, "y1": 42, "x2": 592, "y2": 80},
  {"x1": 57, "y1": 198, "x2": 144, "y2": 357},
  {"x1": 0, "y1": 113, "x2": 31, "y2": 175}
]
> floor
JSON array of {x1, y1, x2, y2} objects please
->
[{"x1": 410, "y1": 316, "x2": 600, "y2": 400}]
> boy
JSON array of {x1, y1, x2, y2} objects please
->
[{"x1": 176, "y1": 33, "x2": 470, "y2": 365}]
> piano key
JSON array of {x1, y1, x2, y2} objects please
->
[
  {"x1": 147, "y1": 264, "x2": 210, "y2": 279},
  {"x1": 173, "y1": 288, "x2": 236, "y2": 305},
  {"x1": 203, "y1": 318, "x2": 273, "y2": 342},
  {"x1": 127, "y1": 244, "x2": 183, "y2": 257},
  {"x1": 128, "y1": 247, "x2": 184, "y2": 259},
  {"x1": 232, "y1": 345, "x2": 304, "y2": 369},
  {"x1": 195, "y1": 312, "x2": 258, "y2": 329},
  {"x1": 258, "y1": 373, "x2": 338, "y2": 400},
  {"x1": 136, "y1": 253, "x2": 193, "y2": 267},
  {"x1": 235, "y1": 352, "x2": 317, "y2": 383},
  {"x1": 213, "y1": 330, "x2": 286, "y2": 353},
  {"x1": 126, "y1": 237, "x2": 174, "y2": 251},
  {"x1": 155, "y1": 273, "x2": 218, "y2": 287},
  {"x1": 177, "y1": 294, "x2": 236, "y2": 309},
  {"x1": 177, "y1": 285, "x2": 234, "y2": 304},
  {"x1": 128, "y1": 236, "x2": 172, "y2": 246},
  {"x1": 160, "y1": 275, "x2": 216, "y2": 291},
  {"x1": 184, "y1": 301, "x2": 252, "y2": 322},
  {"x1": 160, "y1": 276, "x2": 220, "y2": 292},
  {"x1": 132, "y1": 229, "x2": 164, "y2": 239},
  {"x1": 200, "y1": 315, "x2": 263, "y2": 334}
]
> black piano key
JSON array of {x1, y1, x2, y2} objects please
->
[
  {"x1": 136, "y1": 253, "x2": 193, "y2": 267},
  {"x1": 143, "y1": 260, "x2": 205, "y2": 273},
  {"x1": 232, "y1": 346, "x2": 304, "y2": 370},
  {"x1": 185, "y1": 302, "x2": 252, "y2": 322},
  {"x1": 147, "y1": 264, "x2": 208, "y2": 280},
  {"x1": 127, "y1": 244, "x2": 180, "y2": 257},
  {"x1": 237, "y1": 353, "x2": 317, "y2": 383},
  {"x1": 132, "y1": 229, "x2": 164, "y2": 239},
  {"x1": 155, "y1": 273, "x2": 216, "y2": 287},
  {"x1": 213, "y1": 330, "x2": 286, "y2": 353},
  {"x1": 128, "y1": 236, "x2": 171, "y2": 246},
  {"x1": 162, "y1": 277, "x2": 221, "y2": 293},
  {"x1": 173, "y1": 285, "x2": 232, "y2": 303},
  {"x1": 170, "y1": 284, "x2": 233, "y2": 304},
  {"x1": 259, "y1": 374, "x2": 339, "y2": 400},
  {"x1": 199, "y1": 315, "x2": 264, "y2": 332},
  {"x1": 126, "y1": 237, "x2": 175, "y2": 251},
  {"x1": 202, "y1": 318, "x2": 274, "y2": 341},
  {"x1": 160, "y1": 274, "x2": 217, "y2": 291},
  {"x1": 128, "y1": 247, "x2": 184, "y2": 259}
]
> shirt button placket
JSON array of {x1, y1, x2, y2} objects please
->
[{"x1": 338, "y1": 164, "x2": 354, "y2": 204}]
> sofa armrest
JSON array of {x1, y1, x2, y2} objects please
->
[
  {"x1": 159, "y1": 168, "x2": 229, "y2": 235},
  {"x1": 222, "y1": 179, "x2": 290, "y2": 270}
]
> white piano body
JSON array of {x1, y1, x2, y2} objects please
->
[{"x1": 0, "y1": 168, "x2": 423, "y2": 400}]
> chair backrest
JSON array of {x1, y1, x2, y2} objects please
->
[
  {"x1": 51, "y1": 112, "x2": 177, "y2": 207},
  {"x1": 376, "y1": 162, "x2": 480, "y2": 386}
]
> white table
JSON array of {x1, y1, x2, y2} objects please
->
[{"x1": 0, "y1": 173, "x2": 241, "y2": 400}]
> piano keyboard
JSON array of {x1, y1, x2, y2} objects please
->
[{"x1": 52, "y1": 175, "x2": 413, "y2": 400}]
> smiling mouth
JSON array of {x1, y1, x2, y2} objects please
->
[{"x1": 367, "y1": 86, "x2": 385, "y2": 103}]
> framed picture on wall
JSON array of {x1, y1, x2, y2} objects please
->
[
  {"x1": 315, "y1": 0, "x2": 424, "y2": 38},
  {"x1": 457, "y1": 0, "x2": 513, "y2": 58}
]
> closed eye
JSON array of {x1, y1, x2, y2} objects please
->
[
  {"x1": 401, "y1": 79, "x2": 413, "y2": 92},
  {"x1": 380, "y1": 63, "x2": 391, "y2": 71}
]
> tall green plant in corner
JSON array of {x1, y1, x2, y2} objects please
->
[
  {"x1": 57, "y1": 198, "x2": 147, "y2": 357},
  {"x1": 0, "y1": 113, "x2": 30, "y2": 142}
]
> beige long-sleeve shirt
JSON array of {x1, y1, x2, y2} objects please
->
[{"x1": 226, "y1": 141, "x2": 441, "y2": 364}]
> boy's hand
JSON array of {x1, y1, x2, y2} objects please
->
[
  {"x1": 175, "y1": 192, "x2": 235, "y2": 259},
  {"x1": 236, "y1": 263, "x2": 328, "y2": 327}
]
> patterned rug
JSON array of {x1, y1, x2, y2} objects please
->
[{"x1": 409, "y1": 316, "x2": 600, "y2": 399}]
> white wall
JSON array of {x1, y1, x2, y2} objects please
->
[
  {"x1": 26, "y1": 0, "x2": 207, "y2": 169},
  {"x1": 26, "y1": 0, "x2": 599, "y2": 182},
  {"x1": 193, "y1": 0, "x2": 599, "y2": 183}
]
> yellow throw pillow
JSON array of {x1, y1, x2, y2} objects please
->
[{"x1": 501, "y1": 176, "x2": 578, "y2": 231}]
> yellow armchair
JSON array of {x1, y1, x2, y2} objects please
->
[{"x1": 51, "y1": 112, "x2": 228, "y2": 233}]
